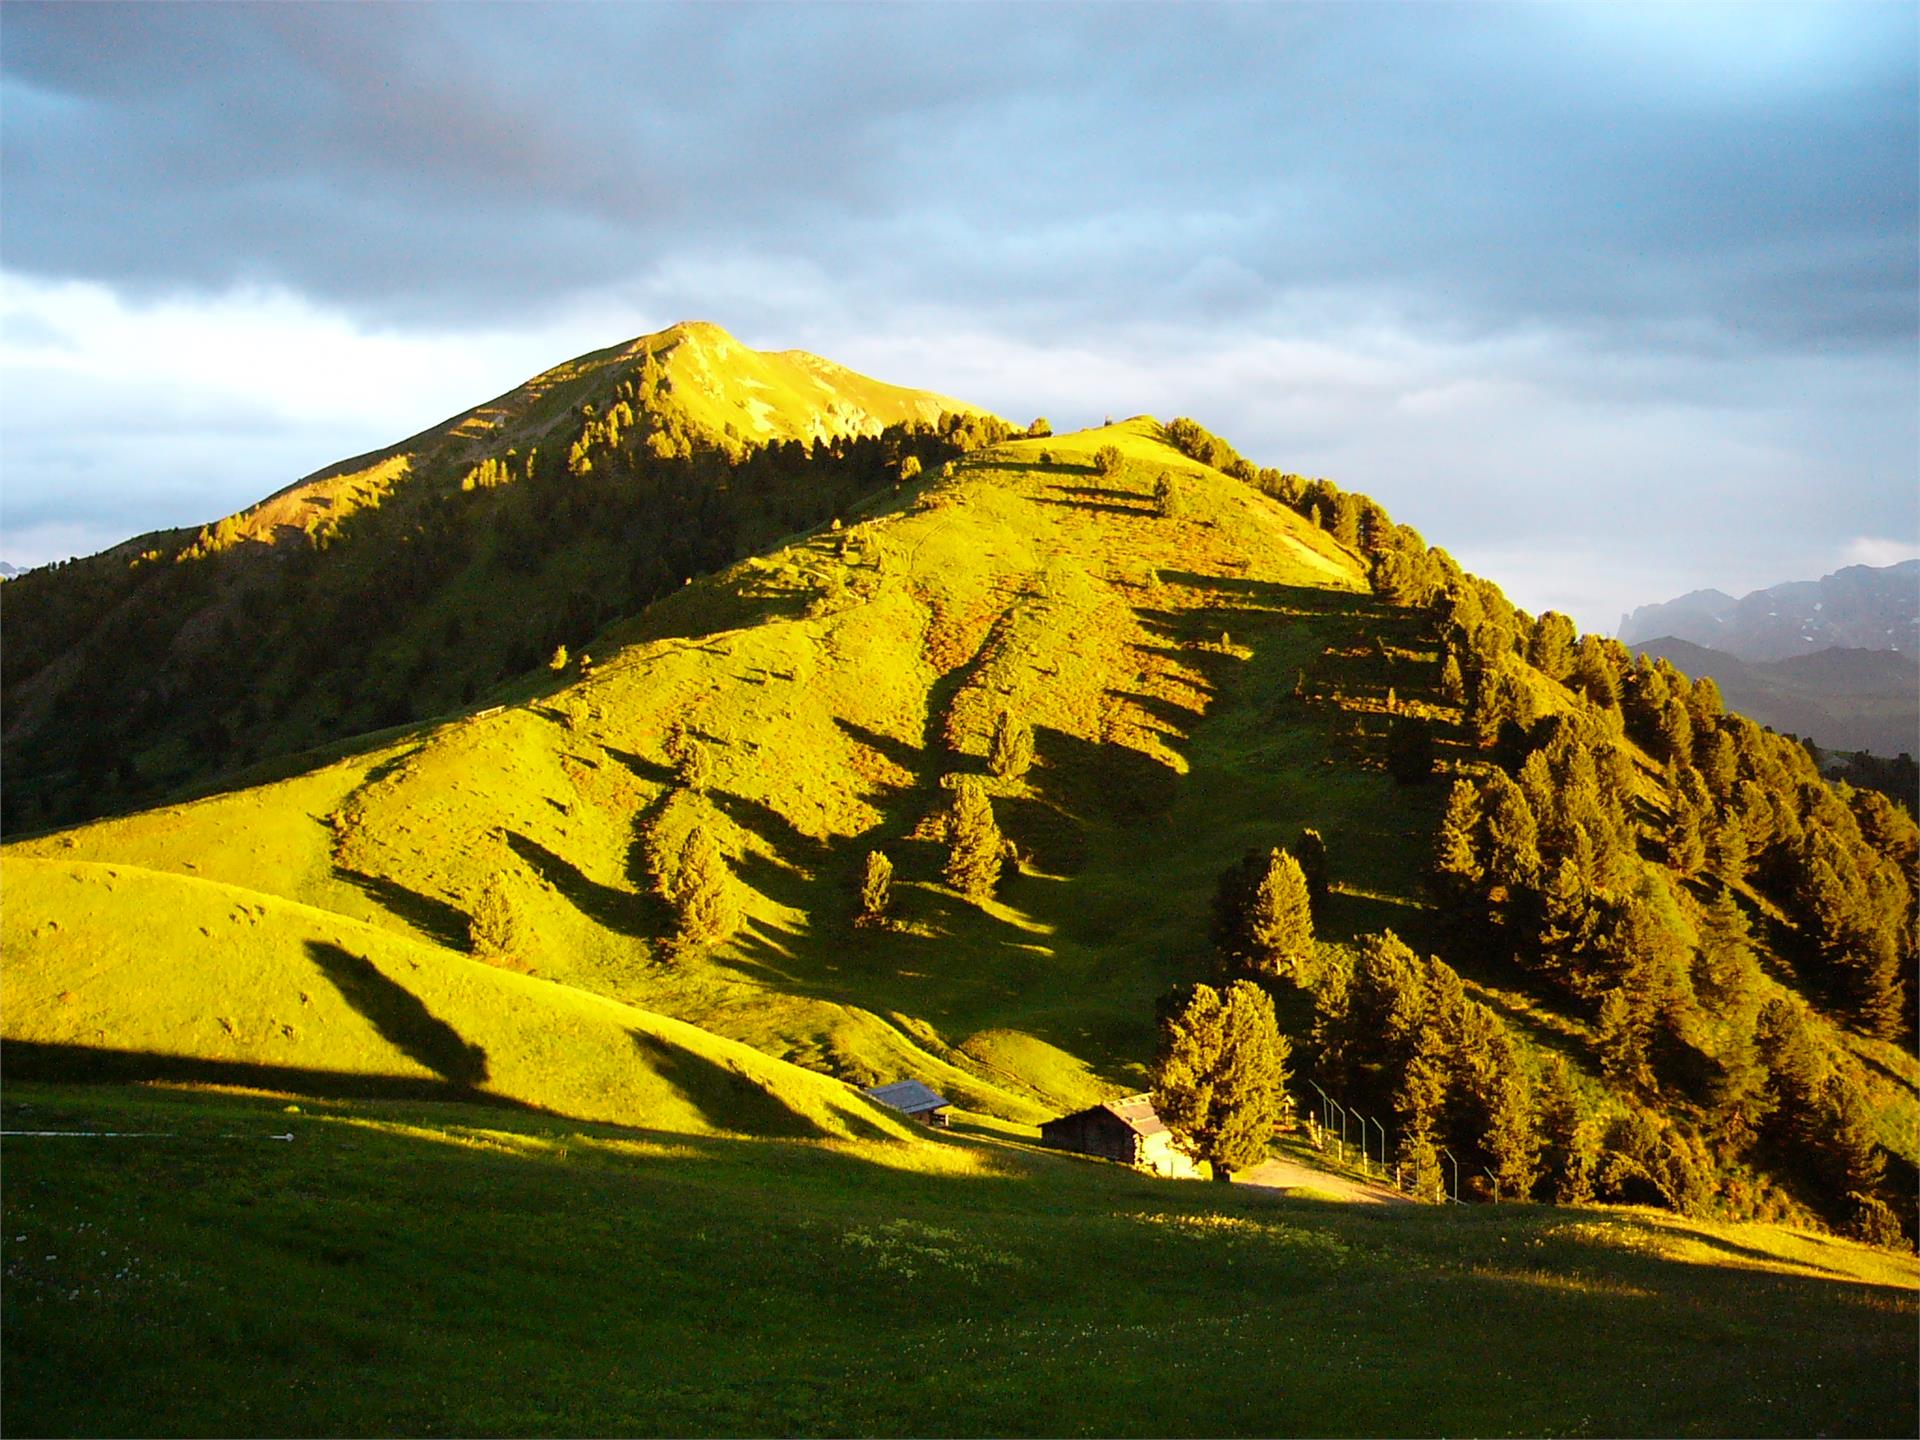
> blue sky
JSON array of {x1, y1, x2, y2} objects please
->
[{"x1": 2, "y1": 1, "x2": 1914, "y2": 632}]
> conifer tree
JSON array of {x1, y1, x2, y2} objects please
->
[
  {"x1": 943, "y1": 777, "x2": 1003, "y2": 902},
  {"x1": 1431, "y1": 779, "x2": 1485, "y2": 903},
  {"x1": 673, "y1": 825, "x2": 739, "y2": 948},
  {"x1": 1152, "y1": 980, "x2": 1290, "y2": 1182},
  {"x1": 1213, "y1": 848, "x2": 1315, "y2": 978},
  {"x1": 1536, "y1": 1056, "x2": 1601, "y2": 1204},
  {"x1": 1481, "y1": 1035, "x2": 1541, "y2": 1199},
  {"x1": 855, "y1": 849, "x2": 893, "y2": 928},
  {"x1": 988, "y1": 708, "x2": 1034, "y2": 780},
  {"x1": 468, "y1": 870, "x2": 522, "y2": 960},
  {"x1": 1481, "y1": 771, "x2": 1541, "y2": 895},
  {"x1": 1394, "y1": 1028, "x2": 1450, "y2": 1202},
  {"x1": 1152, "y1": 471, "x2": 1182, "y2": 519},
  {"x1": 675, "y1": 737, "x2": 714, "y2": 793},
  {"x1": 1695, "y1": 887, "x2": 1761, "y2": 1018},
  {"x1": 1439, "y1": 651, "x2": 1466, "y2": 707},
  {"x1": 1527, "y1": 611, "x2": 1575, "y2": 682}
]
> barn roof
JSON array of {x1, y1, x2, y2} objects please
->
[
  {"x1": 863, "y1": 1079, "x2": 952, "y2": 1115},
  {"x1": 1103, "y1": 1094, "x2": 1169, "y2": 1137},
  {"x1": 1041, "y1": 1093, "x2": 1172, "y2": 1138}
]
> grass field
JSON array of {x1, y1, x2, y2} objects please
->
[{"x1": 3, "y1": 1082, "x2": 1913, "y2": 1438}]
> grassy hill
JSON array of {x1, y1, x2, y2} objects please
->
[
  {"x1": 1, "y1": 856, "x2": 907, "y2": 1143},
  {"x1": 7, "y1": 418, "x2": 1411, "y2": 1121},
  {"x1": 1, "y1": 321, "x2": 997, "y2": 830},
  {"x1": 3, "y1": 1082, "x2": 1913, "y2": 1437}
]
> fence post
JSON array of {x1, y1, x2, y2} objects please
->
[
  {"x1": 1307, "y1": 1080, "x2": 1332, "y2": 1141},
  {"x1": 1439, "y1": 1146, "x2": 1460, "y2": 1204}
]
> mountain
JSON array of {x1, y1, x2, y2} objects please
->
[
  {"x1": 3, "y1": 329, "x2": 1916, "y2": 1277},
  {"x1": 1620, "y1": 561, "x2": 1920, "y2": 661},
  {"x1": 1630, "y1": 635, "x2": 1919, "y2": 757},
  {"x1": 0, "y1": 561, "x2": 19, "y2": 579},
  {"x1": 0, "y1": 321, "x2": 1003, "y2": 831}
]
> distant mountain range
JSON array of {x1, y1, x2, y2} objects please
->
[
  {"x1": 1627, "y1": 635, "x2": 1916, "y2": 757},
  {"x1": 0, "y1": 562, "x2": 19, "y2": 580},
  {"x1": 1621, "y1": 561, "x2": 1918, "y2": 755},
  {"x1": 1619, "y1": 560, "x2": 1918, "y2": 662}
]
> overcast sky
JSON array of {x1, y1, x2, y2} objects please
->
[{"x1": 2, "y1": 1, "x2": 1914, "y2": 633}]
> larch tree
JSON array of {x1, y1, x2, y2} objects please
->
[
  {"x1": 1212, "y1": 848, "x2": 1315, "y2": 979},
  {"x1": 673, "y1": 825, "x2": 739, "y2": 948},
  {"x1": 1151, "y1": 980, "x2": 1290, "y2": 1183},
  {"x1": 469, "y1": 870, "x2": 522, "y2": 960},
  {"x1": 855, "y1": 849, "x2": 893, "y2": 928},
  {"x1": 943, "y1": 777, "x2": 1004, "y2": 902},
  {"x1": 988, "y1": 708, "x2": 1035, "y2": 781}
]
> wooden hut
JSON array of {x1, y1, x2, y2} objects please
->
[
  {"x1": 862, "y1": 1079, "x2": 953, "y2": 1127},
  {"x1": 1040, "y1": 1094, "x2": 1199, "y2": 1178}
]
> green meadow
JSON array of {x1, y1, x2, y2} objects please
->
[{"x1": 3, "y1": 1082, "x2": 1912, "y2": 1438}]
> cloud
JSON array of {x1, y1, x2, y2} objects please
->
[
  {"x1": 0, "y1": 2, "x2": 1913, "y2": 632},
  {"x1": 1841, "y1": 537, "x2": 1920, "y2": 570},
  {"x1": 2, "y1": 3, "x2": 1912, "y2": 353}
]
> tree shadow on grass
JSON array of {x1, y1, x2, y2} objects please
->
[
  {"x1": 306, "y1": 942, "x2": 488, "y2": 1088},
  {"x1": 506, "y1": 831, "x2": 650, "y2": 938},
  {"x1": 332, "y1": 866, "x2": 471, "y2": 950},
  {"x1": 628, "y1": 1030, "x2": 828, "y2": 1139}
]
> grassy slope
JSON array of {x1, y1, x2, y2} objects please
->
[
  {"x1": 0, "y1": 857, "x2": 907, "y2": 1144},
  {"x1": 2, "y1": 1082, "x2": 1913, "y2": 1438},
  {"x1": 190, "y1": 319, "x2": 986, "y2": 556},
  {"x1": 9, "y1": 420, "x2": 1425, "y2": 1119}
]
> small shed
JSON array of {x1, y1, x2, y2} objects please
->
[
  {"x1": 863, "y1": 1079, "x2": 953, "y2": 1127},
  {"x1": 1040, "y1": 1093, "x2": 1200, "y2": 1178}
]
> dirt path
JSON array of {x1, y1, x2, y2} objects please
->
[{"x1": 1236, "y1": 1155, "x2": 1415, "y2": 1206}]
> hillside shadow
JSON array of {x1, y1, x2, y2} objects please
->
[
  {"x1": 603, "y1": 744, "x2": 676, "y2": 787},
  {"x1": 0, "y1": 1039, "x2": 520, "y2": 1108},
  {"x1": 508, "y1": 830, "x2": 651, "y2": 937},
  {"x1": 834, "y1": 718, "x2": 925, "y2": 785},
  {"x1": 332, "y1": 866, "x2": 471, "y2": 950},
  {"x1": 1032, "y1": 724, "x2": 1180, "y2": 825},
  {"x1": 308, "y1": 942, "x2": 488, "y2": 1088},
  {"x1": 628, "y1": 1031, "x2": 828, "y2": 1139},
  {"x1": 1037, "y1": 483, "x2": 1154, "y2": 518}
]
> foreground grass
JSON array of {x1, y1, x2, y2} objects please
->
[{"x1": 4, "y1": 1084, "x2": 1913, "y2": 1438}]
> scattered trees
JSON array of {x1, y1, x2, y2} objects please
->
[
  {"x1": 1093, "y1": 445, "x2": 1124, "y2": 478},
  {"x1": 1152, "y1": 980, "x2": 1290, "y2": 1182}
]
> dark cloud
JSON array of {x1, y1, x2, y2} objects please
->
[
  {"x1": 3, "y1": 2, "x2": 1912, "y2": 351},
  {"x1": 1, "y1": 3, "x2": 1914, "y2": 629}
]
